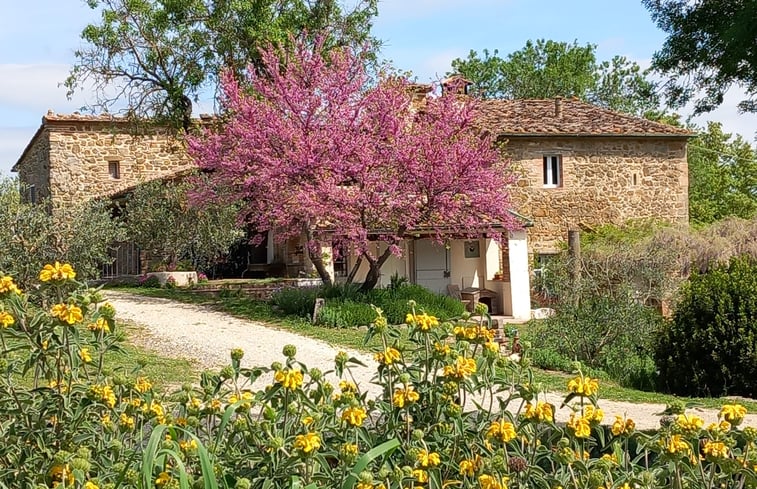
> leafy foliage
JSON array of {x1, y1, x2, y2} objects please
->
[
  {"x1": 688, "y1": 122, "x2": 757, "y2": 224},
  {"x1": 656, "y1": 256, "x2": 757, "y2": 397},
  {"x1": 0, "y1": 177, "x2": 125, "y2": 288},
  {"x1": 644, "y1": 0, "x2": 757, "y2": 113},
  {"x1": 450, "y1": 39, "x2": 660, "y2": 116},
  {"x1": 121, "y1": 174, "x2": 244, "y2": 271},
  {"x1": 66, "y1": 0, "x2": 378, "y2": 128},
  {"x1": 190, "y1": 38, "x2": 517, "y2": 290}
]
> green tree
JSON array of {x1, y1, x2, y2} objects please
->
[
  {"x1": 688, "y1": 122, "x2": 757, "y2": 224},
  {"x1": 0, "y1": 177, "x2": 126, "y2": 288},
  {"x1": 66, "y1": 0, "x2": 378, "y2": 129},
  {"x1": 121, "y1": 175, "x2": 244, "y2": 271},
  {"x1": 644, "y1": 0, "x2": 757, "y2": 114},
  {"x1": 450, "y1": 39, "x2": 659, "y2": 116}
]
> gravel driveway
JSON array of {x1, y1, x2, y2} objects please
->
[{"x1": 105, "y1": 290, "x2": 757, "y2": 431}]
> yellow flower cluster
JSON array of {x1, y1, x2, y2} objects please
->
[
  {"x1": 720, "y1": 404, "x2": 747, "y2": 426},
  {"x1": 78, "y1": 347, "x2": 92, "y2": 363},
  {"x1": 39, "y1": 261, "x2": 76, "y2": 282},
  {"x1": 707, "y1": 420, "x2": 731, "y2": 433},
  {"x1": 51, "y1": 303, "x2": 83, "y2": 325},
  {"x1": 486, "y1": 419, "x2": 517, "y2": 443},
  {"x1": 392, "y1": 386, "x2": 420, "y2": 408},
  {"x1": 90, "y1": 384, "x2": 116, "y2": 408},
  {"x1": 611, "y1": 415, "x2": 636, "y2": 436},
  {"x1": 662, "y1": 434, "x2": 690, "y2": 455},
  {"x1": 478, "y1": 474, "x2": 507, "y2": 489},
  {"x1": 119, "y1": 413, "x2": 135, "y2": 430},
  {"x1": 274, "y1": 368, "x2": 303, "y2": 390},
  {"x1": 583, "y1": 405, "x2": 604, "y2": 424},
  {"x1": 134, "y1": 377, "x2": 152, "y2": 393},
  {"x1": 524, "y1": 401, "x2": 554, "y2": 423},
  {"x1": 453, "y1": 324, "x2": 494, "y2": 342},
  {"x1": 374, "y1": 347, "x2": 401, "y2": 365},
  {"x1": 179, "y1": 438, "x2": 198, "y2": 453},
  {"x1": 0, "y1": 275, "x2": 21, "y2": 294},
  {"x1": 443, "y1": 355, "x2": 477, "y2": 380},
  {"x1": 676, "y1": 414, "x2": 704, "y2": 432},
  {"x1": 459, "y1": 458, "x2": 479, "y2": 477},
  {"x1": 342, "y1": 406, "x2": 367, "y2": 426},
  {"x1": 229, "y1": 391, "x2": 253, "y2": 408},
  {"x1": 0, "y1": 311, "x2": 14, "y2": 328},
  {"x1": 294, "y1": 432, "x2": 321, "y2": 453},
  {"x1": 703, "y1": 440, "x2": 729, "y2": 459},
  {"x1": 406, "y1": 312, "x2": 439, "y2": 331},
  {"x1": 412, "y1": 469, "x2": 428, "y2": 483},
  {"x1": 567, "y1": 413, "x2": 591, "y2": 438},
  {"x1": 567, "y1": 376, "x2": 599, "y2": 396},
  {"x1": 87, "y1": 317, "x2": 110, "y2": 333},
  {"x1": 339, "y1": 380, "x2": 357, "y2": 393},
  {"x1": 144, "y1": 400, "x2": 166, "y2": 424},
  {"x1": 434, "y1": 342, "x2": 451, "y2": 355},
  {"x1": 417, "y1": 449, "x2": 441, "y2": 468}
]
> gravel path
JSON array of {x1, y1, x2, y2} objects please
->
[{"x1": 105, "y1": 291, "x2": 757, "y2": 431}]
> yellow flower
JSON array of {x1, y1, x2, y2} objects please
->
[
  {"x1": 583, "y1": 405, "x2": 604, "y2": 424},
  {"x1": 662, "y1": 434, "x2": 690, "y2": 455},
  {"x1": 459, "y1": 459, "x2": 476, "y2": 477},
  {"x1": 294, "y1": 432, "x2": 321, "y2": 453},
  {"x1": 39, "y1": 261, "x2": 76, "y2": 282},
  {"x1": 78, "y1": 347, "x2": 92, "y2": 363},
  {"x1": 0, "y1": 311, "x2": 14, "y2": 328},
  {"x1": 486, "y1": 419, "x2": 517, "y2": 443},
  {"x1": 601, "y1": 453, "x2": 618, "y2": 464},
  {"x1": 444, "y1": 355, "x2": 477, "y2": 380},
  {"x1": 50, "y1": 464, "x2": 75, "y2": 486},
  {"x1": 720, "y1": 404, "x2": 747, "y2": 426},
  {"x1": 478, "y1": 474, "x2": 507, "y2": 489},
  {"x1": 412, "y1": 469, "x2": 429, "y2": 483},
  {"x1": 453, "y1": 325, "x2": 478, "y2": 340},
  {"x1": 302, "y1": 416, "x2": 314, "y2": 426},
  {"x1": 611, "y1": 415, "x2": 635, "y2": 436},
  {"x1": 392, "y1": 386, "x2": 420, "y2": 408},
  {"x1": 676, "y1": 414, "x2": 704, "y2": 431},
  {"x1": 134, "y1": 376, "x2": 152, "y2": 393},
  {"x1": 567, "y1": 414, "x2": 591, "y2": 438},
  {"x1": 50, "y1": 303, "x2": 83, "y2": 325},
  {"x1": 703, "y1": 440, "x2": 729, "y2": 459},
  {"x1": 155, "y1": 471, "x2": 171, "y2": 486},
  {"x1": 342, "y1": 443, "x2": 359, "y2": 456},
  {"x1": 707, "y1": 420, "x2": 731, "y2": 433},
  {"x1": 434, "y1": 342, "x2": 451, "y2": 355},
  {"x1": 90, "y1": 384, "x2": 116, "y2": 408},
  {"x1": 274, "y1": 368, "x2": 304, "y2": 390},
  {"x1": 148, "y1": 401, "x2": 166, "y2": 424},
  {"x1": 87, "y1": 317, "x2": 111, "y2": 333},
  {"x1": 119, "y1": 413, "x2": 135, "y2": 430},
  {"x1": 84, "y1": 480, "x2": 99, "y2": 489},
  {"x1": 417, "y1": 449, "x2": 441, "y2": 468},
  {"x1": 342, "y1": 406, "x2": 367, "y2": 426},
  {"x1": 524, "y1": 401, "x2": 554, "y2": 423},
  {"x1": 567, "y1": 376, "x2": 599, "y2": 396},
  {"x1": 179, "y1": 439, "x2": 198, "y2": 452},
  {"x1": 374, "y1": 347, "x2": 401, "y2": 365},
  {"x1": 0, "y1": 275, "x2": 21, "y2": 294},
  {"x1": 406, "y1": 313, "x2": 439, "y2": 331}
]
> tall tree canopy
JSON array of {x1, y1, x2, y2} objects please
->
[
  {"x1": 189, "y1": 39, "x2": 518, "y2": 290},
  {"x1": 66, "y1": 0, "x2": 378, "y2": 129},
  {"x1": 644, "y1": 0, "x2": 757, "y2": 114},
  {"x1": 450, "y1": 39, "x2": 660, "y2": 116},
  {"x1": 688, "y1": 122, "x2": 757, "y2": 224}
]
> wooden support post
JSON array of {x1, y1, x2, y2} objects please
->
[{"x1": 568, "y1": 228, "x2": 581, "y2": 283}]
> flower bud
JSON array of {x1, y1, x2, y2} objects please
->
[
  {"x1": 231, "y1": 348, "x2": 244, "y2": 361},
  {"x1": 282, "y1": 345, "x2": 297, "y2": 358}
]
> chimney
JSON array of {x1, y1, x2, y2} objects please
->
[
  {"x1": 407, "y1": 83, "x2": 433, "y2": 111},
  {"x1": 442, "y1": 74, "x2": 473, "y2": 95},
  {"x1": 554, "y1": 97, "x2": 563, "y2": 118}
]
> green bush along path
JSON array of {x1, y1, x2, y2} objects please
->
[{"x1": 105, "y1": 291, "x2": 757, "y2": 431}]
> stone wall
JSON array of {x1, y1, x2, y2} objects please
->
[
  {"x1": 39, "y1": 120, "x2": 194, "y2": 211},
  {"x1": 505, "y1": 136, "x2": 689, "y2": 254},
  {"x1": 15, "y1": 130, "x2": 51, "y2": 203}
]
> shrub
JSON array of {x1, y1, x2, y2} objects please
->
[
  {"x1": 138, "y1": 274, "x2": 162, "y2": 288},
  {"x1": 3, "y1": 262, "x2": 757, "y2": 488},
  {"x1": 315, "y1": 300, "x2": 376, "y2": 328},
  {"x1": 270, "y1": 285, "x2": 321, "y2": 317},
  {"x1": 655, "y1": 255, "x2": 757, "y2": 397}
]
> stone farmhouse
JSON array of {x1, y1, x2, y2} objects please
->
[{"x1": 13, "y1": 96, "x2": 692, "y2": 321}]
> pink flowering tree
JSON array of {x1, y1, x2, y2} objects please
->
[{"x1": 189, "y1": 39, "x2": 518, "y2": 290}]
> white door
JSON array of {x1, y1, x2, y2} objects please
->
[{"x1": 414, "y1": 239, "x2": 450, "y2": 294}]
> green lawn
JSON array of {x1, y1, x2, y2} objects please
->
[{"x1": 110, "y1": 286, "x2": 757, "y2": 411}]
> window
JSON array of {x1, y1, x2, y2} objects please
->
[
  {"x1": 108, "y1": 161, "x2": 121, "y2": 179},
  {"x1": 543, "y1": 155, "x2": 562, "y2": 187},
  {"x1": 332, "y1": 243, "x2": 348, "y2": 278},
  {"x1": 28, "y1": 185, "x2": 37, "y2": 204}
]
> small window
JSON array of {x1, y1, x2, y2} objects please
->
[
  {"x1": 543, "y1": 155, "x2": 562, "y2": 187},
  {"x1": 29, "y1": 185, "x2": 37, "y2": 204},
  {"x1": 332, "y1": 243, "x2": 348, "y2": 278},
  {"x1": 108, "y1": 161, "x2": 121, "y2": 179}
]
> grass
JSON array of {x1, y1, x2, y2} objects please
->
[{"x1": 110, "y1": 285, "x2": 757, "y2": 411}]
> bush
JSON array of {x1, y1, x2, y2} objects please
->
[
  {"x1": 656, "y1": 255, "x2": 757, "y2": 397},
  {"x1": 530, "y1": 292, "x2": 663, "y2": 389},
  {"x1": 3, "y1": 262, "x2": 757, "y2": 488},
  {"x1": 138, "y1": 274, "x2": 162, "y2": 288},
  {"x1": 270, "y1": 285, "x2": 321, "y2": 317},
  {"x1": 315, "y1": 300, "x2": 376, "y2": 328}
]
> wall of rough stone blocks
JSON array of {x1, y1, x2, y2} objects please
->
[
  {"x1": 15, "y1": 131, "x2": 51, "y2": 203},
  {"x1": 504, "y1": 136, "x2": 689, "y2": 254}
]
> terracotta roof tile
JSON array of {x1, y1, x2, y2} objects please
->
[{"x1": 476, "y1": 98, "x2": 693, "y2": 137}]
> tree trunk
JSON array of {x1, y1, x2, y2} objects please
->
[
  {"x1": 304, "y1": 226, "x2": 333, "y2": 286},
  {"x1": 345, "y1": 255, "x2": 363, "y2": 284},
  {"x1": 359, "y1": 245, "x2": 396, "y2": 292}
]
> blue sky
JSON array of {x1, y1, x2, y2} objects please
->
[{"x1": 1, "y1": 0, "x2": 756, "y2": 176}]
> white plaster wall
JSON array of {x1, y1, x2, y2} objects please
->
[
  {"x1": 449, "y1": 239, "x2": 483, "y2": 289},
  {"x1": 508, "y1": 229, "x2": 532, "y2": 320}
]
